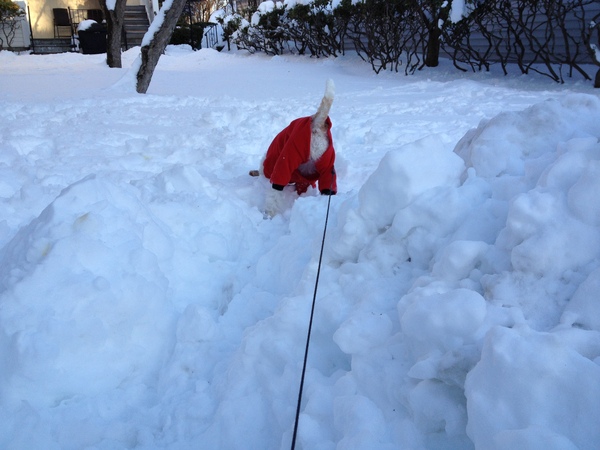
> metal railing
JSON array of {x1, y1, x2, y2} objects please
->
[
  {"x1": 68, "y1": 8, "x2": 104, "y2": 31},
  {"x1": 203, "y1": 23, "x2": 219, "y2": 49}
]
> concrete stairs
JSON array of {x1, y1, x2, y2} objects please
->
[
  {"x1": 123, "y1": 5, "x2": 150, "y2": 49},
  {"x1": 31, "y1": 38, "x2": 75, "y2": 54}
]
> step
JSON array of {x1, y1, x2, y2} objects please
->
[
  {"x1": 125, "y1": 23, "x2": 149, "y2": 31},
  {"x1": 123, "y1": 4, "x2": 149, "y2": 50},
  {"x1": 125, "y1": 8, "x2": 147, "y2": 18},
  {"x1": 124, "y1": 15, "x2": 148, "y2": 22},
  {"x1": 31, "y1": 38, "x2": 74, "y2": 54}
]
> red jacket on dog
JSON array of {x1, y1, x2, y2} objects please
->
[{"x1": 263, "y1": 116, "x2": 337, "y2": 195}]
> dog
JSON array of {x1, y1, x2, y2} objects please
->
[{"x1": 250, "y1": 79, "x2": 337, "y2": 217}]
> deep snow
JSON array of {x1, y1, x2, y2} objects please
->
[{"x1": 0, "y1": 46, "x2": 599, "y2": 450}]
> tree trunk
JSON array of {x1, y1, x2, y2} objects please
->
[
  {"x1": 101, "y1": 0, "x2": 127, "y2": 68},
  {"x1": 136, "y1": 0, "x2": 187, "y2": 94},
  {"x1": 595, "y1": 68, "x2": 600, "y2": 88},
  {"x1": 421, "y1": 2, "x2": 450, "y2": 68},
  {"x1": 424, "y1": 27, "x2": 441, "y2": 67}
]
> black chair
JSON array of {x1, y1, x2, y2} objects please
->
[
  {"x1": 53, "y1": 8, "x2": 72, "y2": 38},
  {"x1": 87, "y1": 9, "x2": 104, "y2": 23}
]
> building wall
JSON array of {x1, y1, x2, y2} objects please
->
[{"x1": 27, "y1": 0, "x2": 102, "y2": 39}]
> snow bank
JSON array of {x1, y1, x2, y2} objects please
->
[
  {"x1": 466, "y1": 326, "x2": 600, "y2": 450},
  {"x1": 326, "y1": 93, "x2": 600, "y2": 448},
  {"x1": 1, "y1": 49, "x2": 599, "y2": 449},
  {"x1": 0, "y1": 175, "x2": 175, "y2": 409}
]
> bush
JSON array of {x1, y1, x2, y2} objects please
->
[
  {"x1": 0, "y1": 0, "x2": 21, "y2": 21},
  {"x1": 442, "y1": 0, "x2": 597, "y2": 83},
  {"x1": 231, "y1": 0, "x2": 450, "y2": 72},
  {"x1": 340, "y1": 0, "x2": 425, "y2": 74},
  {"x1": 221, "y1": 0, "x2": 599, "y2": 84},
  {"x1": 234, "y1": 3, "x2": 288, "y2": 55},
  {"x1": 286, "y1": 0, "x2": 342, "y2": 57},
  {"x1": 232, "y1": 0, "x2": 342, "y2": 57},
  {"x1": 170, "y1": 22, "x2": 211, "y2": 49},
  {"x1": 0, "y1": 0, "x2": 25, "y2": 50}
]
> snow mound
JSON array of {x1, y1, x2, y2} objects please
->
[
  {"x1": 0, "y1": 175, "x2": 175, "y2": 409},
  {"x1": 1, "y1": 49, "x2": 600, "y2": 449},
  {"x1": 466, "y1": 326, "x2": 600, "y2": 450},
  {"x1": 325, "y1": 93, "x2": 600, "y2": 448}
]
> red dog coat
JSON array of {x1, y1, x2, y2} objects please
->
[{"x1": 262, "y1": 116, "x2": 337, "y2": 195}]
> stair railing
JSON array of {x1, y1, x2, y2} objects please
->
[
  {"x1": 203, "y1": 23, "x2": 219, "y2": 49},
  {"x1": 140, "y1": 0, "x2": 158, "y2": 23}
]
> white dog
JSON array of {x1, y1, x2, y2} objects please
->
[{"x1": 251, "y1": 80, "x2": 337, "y2": 217}]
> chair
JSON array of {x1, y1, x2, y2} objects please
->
[
  {"x1": 53, "y1": 8, "x2": 72, "y2": 38},
  {"x1": 87, "y1": 9, "x2": 104, "y2": 23}
]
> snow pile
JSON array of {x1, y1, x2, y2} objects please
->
[
  {"x1": 0, "y1": 48, "x2": 599, "y2": 449},
  {"x1": 251, "y1": 1, "x2": 282, "y2": 26},
  {"x1": 0, "y1": 174, "x2": 175, "y2": 409},
  {"x1": 326, "y1": 93, "x2": 600, "y2": 449},
  {"x1": 249, "y1": 0, "x2": 336, "y2": 27},
  {"x1": 77, "y1": 19, "x2": 99, "y2": 32}
]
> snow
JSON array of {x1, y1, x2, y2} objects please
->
[
  {"x1": 592, "y1": 43, "x2": 600, "y2": 63},
  {"x1": 77, "y1": 19, "x2": 99, "y2": 32},
  {"x1": 142, "y1": 0, "x2": 176, "y2": 47},
  {"x1": 1, "y1": 46, "x2": 599, "y2": 450},
  {"x1": 251, "y1": 1, "x2": 283, "y2": 26},
  {"x1": 449, "y1": 0, "x2": 465, "y2": 23},
  {"x1": 247, "y1": 0, "x2": 336, "y2": 28}
]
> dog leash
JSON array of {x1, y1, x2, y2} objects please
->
[{"x1": 290, "y1": 189, "x2": 333, "y2": 450}]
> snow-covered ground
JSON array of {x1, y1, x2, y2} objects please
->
[{"x1": 1, "y1": 46, "x2": 599, "y2": 450}]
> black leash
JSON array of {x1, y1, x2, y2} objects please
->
[{"x1": 290, "y1": 192, "x2": 333, "y2": 450}]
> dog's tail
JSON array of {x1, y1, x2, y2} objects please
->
[{"x1": 313, "y1": 79, "x2": 335, "y2": 129}]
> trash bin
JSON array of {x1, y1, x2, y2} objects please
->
[{"x1": 78, "y1": 22, "x2": 107, "y2": 54}]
